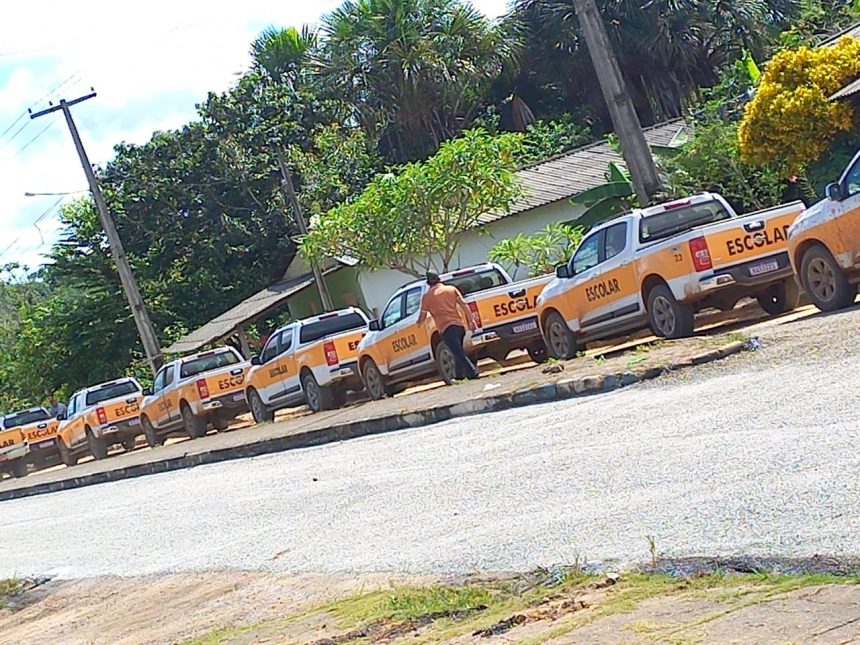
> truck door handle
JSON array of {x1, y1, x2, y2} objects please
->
[
  {"x1": 508, "y1": 289, "x2": 526, "y2": 298},
  {"x1": 744, "y1": 220, "x2": 765, "y2": 232}
]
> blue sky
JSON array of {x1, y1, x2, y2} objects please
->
[{"x1": 0, "y1": 0, "x2": 509, "y2": 272}]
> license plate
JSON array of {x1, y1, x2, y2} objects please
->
[
  {"x1": 233, "y1": 393, "x2": 245, "y2": 401},
  {"x1": 512, "y1": 321, "x2": 538, "y2": 334},
  {"x1": 749, "y1": 260, "x2": 780, "y2": 276},
  {"x1": 127, "y1": 418, "x2": 139, "y2": 426},
  {"x1": 36, "y1": 440, "x2": 55, "y2": 449}
]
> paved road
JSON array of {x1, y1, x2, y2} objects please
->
[{"x1": 2, "y1": 306, "x2": 859, "y2": 580}]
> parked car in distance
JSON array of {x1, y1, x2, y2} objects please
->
[
  {"x1": 789, "y1": 148, "x2": 860, "y2": 312},
  {"x1": 1, "y1": 407, "x2": 60, "y2": 470},
  {"x1": 245, "y1": 307, "x2": 370, "y2": 422},
  {"x1": 0, "y1": 424, "x2": 29, "y2": 478},
  {"x1": 139, "y1": 346, "x2": 250, "y2": 447},
  {"x1": 538, "y1": 192, "x2": 806, "y2": 358},
  {"x1": 57, "y1": 378, "x2": 145, "y2": 465}
]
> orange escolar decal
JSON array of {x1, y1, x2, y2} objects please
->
[{"x1": 725, "y1": 224, "x2": 790, "y2": 257}]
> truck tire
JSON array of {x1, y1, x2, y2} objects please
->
[
  {"x1": 247, "y1": 389, "x2": 274, "y2": 424},
  {"x1": 58, "y1": 438, "x2": 78, "y2": 467},
  {"x1": 543, "y1": 311, "x2": 578, "y2": 360},
  {"x1": 434, "y1": 341, "x2": 457, "y2": 385},
  {"x1": 527, "y1": 341, "x2": 549, "y2": 364},
  {"x1": 302, "y1": 372, "x2": 334, "y2": 413},
  {"x1": 181, "y1": 403, "x2": 207, "y2": 439},
  {"x1": 11, "y1": 458, "x2": 28, "y2": 478},
  {"x1": 141, "y1": 416, "x2": 164, "y2": 447},
  {"x1": 647, "y1": 284, "x2": 695, "y2": 339},
  {"x1": 800, "y1": 245, "x2": 857, "y2": 312},
  {"x1": 86, "y1": 428, "x2": 108, "y2": 460},
  {"x1": 361, "y1": 359, "x2": 388, "y2": 400},
  {"x1": 757, "y1": 278, "x2": 800, "y2": 316}
]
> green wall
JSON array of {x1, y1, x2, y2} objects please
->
[{"x1": 286, "y1": 267, "x2": 368, "y2": 319}]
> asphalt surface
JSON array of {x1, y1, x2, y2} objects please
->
[{"x1": 1, "y1": 305, "x2": 858, "y2": 580}]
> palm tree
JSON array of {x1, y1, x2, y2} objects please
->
[
  {"x1": 319, "y1": 0, "x2": 512, "y2": 161},
  {"x1": 250, "y1": 25, "x2": 318, "y2": 87}
]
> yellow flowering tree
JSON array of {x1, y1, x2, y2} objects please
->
[{"x1": 738, "y1": 37, "x2": 860, "y2": 175}]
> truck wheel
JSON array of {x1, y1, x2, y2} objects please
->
[
  {"x1": 647, "y1": 285, "x2": 695, "y2": 339},
  {"x1": 434, "y1": 341, "x2": 457, "y2": 385},
  {"x1": 302, "y1": 372, "x2": 334, "y2": 413},
  {"x1": 527, "y1": 342, "x2": 549, "y2": 364},
  {"x1": 757, "y1": 278, "x2": 800, "y2": 316},
  {"x1": 801, "y1": 245, "x2": 857, "y2": 312},
  {"x1": 247, "y1": 389, "x2": 274, "y2": 424},
  {"x1": 332, "y1": 387, "x2": 348, "y2": 408},
  {"x1": 181, "y1": 404, "x2": 207, "y2": 439},
  {"x1": 58, "y1": 438, "x2": 78, "y2": 467},
  {"x1": 141, "y1": 416, "x2": 164, "y2": 447},
  {"x1": 11, "y1": 459, "x2": 28, "y2": 478},
  {"x1": 361, "y1": 359, "x2": 388, "y2": 400},
  {"x1": 211, "y1": 414, "x2": 229, "y2": 432},
  {"x1": 544, "y1": 311, "x2": 578, "y2": 360},
  {"x1": 86, "y1": 428, "x2": 108, "y2": 460}
]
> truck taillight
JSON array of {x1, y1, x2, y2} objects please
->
[
  {"x1": 324, "y1": 341, "x2": 339, "y2": 366},
  {"x1": 468, "y1": 301, "x2": 482, "y2": 329},
  {"x1": 196, "y1": 379, "x2": 210, "y2": 399},
  {"x1": 96, "y1": 407, "x2": 107, "y2": 425},
  {"x1": 689, "y1": 236, "x2": 713, "y2": 272}
]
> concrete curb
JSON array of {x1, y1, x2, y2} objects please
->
[{"x1": 0, "y1": 341, "x2": 746, "y2": 502}]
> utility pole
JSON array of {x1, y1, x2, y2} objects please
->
[
  {"x1": 275, "y1": 149, "x2": 334, "y2": 311},
  {"x1": 30, "y1": 93, "x2": 164, "y2": 373},
  {"x1": 573, "y1": 0, "x2": 661, "y2": 206}
]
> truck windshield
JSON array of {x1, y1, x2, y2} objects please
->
[
  {"x1": 446, "y1": 268, "x2": 507, "y2": 296},
  {"x1": 2, "y1": 409, "x2": 50, "y2": 428},
  {"x1": 300, "y1": 312, "x2": 367, "y2": 344},
  {"x1": 640, "y1": 201, "x2": 733, "y2": 244},
  {"x1": 180, "y1": 351, "x2": 240, "y2": 379},
  {"x1": 86, "y1": 381, "x2": 141, "y2": 407}
]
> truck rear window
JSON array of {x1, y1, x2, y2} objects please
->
[
  {"x1": 2, "y1": 409, "x2": 50, "y2": 429},
  {"x1": 180, "y1": 351, "x2": 240, "y2": 379},
  {"x1": 639, "y1": 201, "x2": 732, "y2": 244},
  {"x1": 86, "y1": 381, "x2": 141, "y2": 407},
  {"x1": 446, "y1": 268, "x2": 507, "y2": 296},
  {"x1": 300, "y1": 312, "x2": 367, "y2": 344}
]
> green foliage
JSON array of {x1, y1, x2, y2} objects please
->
[
  {"x1": 663, "y1": 117, "x2": 788, "y2": 213},
  {"x1": 489, "y1": 222, "x2": 583, "y2": 277},
  {"x1": 302, "y1": 128, "x2": 524, "y2": 276},
  {"x1": 569, "y1": 162, "x2": 636, "y2": 228},
  {"x1": 519, "y1": 116, "x2": 594, "y2": 164}
]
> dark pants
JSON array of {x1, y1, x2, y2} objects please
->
[{"x1": 442, "y1": 325, "x2": 478, "y2": 380}]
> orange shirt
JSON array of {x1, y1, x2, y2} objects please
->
[{"x1": 421, "y1": 284, "x2": 466, "y2": 332}]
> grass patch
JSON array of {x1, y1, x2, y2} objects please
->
[
  {"x1": 0, "y1": 579, "x2": 22, "y2": 608},
  {"x1": 182, "y1": 571, "x2": 860, "y2": 645}
]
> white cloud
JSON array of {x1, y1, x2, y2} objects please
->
[{"x1": 0, "y1": 0, "x2": 508, "y2": 268}]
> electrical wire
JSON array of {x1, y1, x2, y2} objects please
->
[{"x1": 0, "y1": 197, "x2": 63, "y2": 260}]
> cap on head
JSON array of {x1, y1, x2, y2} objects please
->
[{"x1": 425, "y1": 270, "x2": 441, "y2": 285}]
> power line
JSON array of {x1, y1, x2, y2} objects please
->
[
  {"x1": 0, "y1": 197, "x2": 63, "y2": 260},
  {"x1": 0, "y1": 73, "x2": 83, "y2": 147},
  {"x1": 13, "y1": 120, "x2": 56, "y2": 158}
]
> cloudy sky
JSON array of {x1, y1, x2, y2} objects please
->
[{"x1": 0, "y1": 0, "x2": 508, "y2": 271}]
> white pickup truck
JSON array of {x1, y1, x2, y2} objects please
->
[{"x1": 538, "y1": 192, "x2": 805, "y2": 357}]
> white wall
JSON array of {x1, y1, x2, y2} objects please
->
[{"x1": 356, "y1": 200, "x2": 585, "y2": 316}]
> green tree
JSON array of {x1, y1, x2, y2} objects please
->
[
  {"x1": 301, "y1": 128, "x2": 524, "y2": 276},
  {"x1": 489, "y1": 222, "x2": 584, "y2": 276},
  {"x1": 320, "y1": 0, "x2": 511, "y2": 161}
]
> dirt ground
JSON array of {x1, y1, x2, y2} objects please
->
[{"x1": 2, "y1": 568, "x2": 858, "y2": 645}]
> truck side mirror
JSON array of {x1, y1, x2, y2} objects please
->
[
  {"x1": 368, "y1": 320, "x2": 381, "y2": 332},
  {"x1": 250, "y1": 355, "x2": 262, "y2": 366},
  {"x1": 556, "y1": 264, "x2": 572, "y2": 279},
  {"x1": 826, "y1": 182, "x2": 842, "y2": 202},
  {"x1": 142, "y1": 387, "x2": 153, "y2": 397},
  {"x1": 56, "y1": 412, "x2": 66, "y2": 421}
]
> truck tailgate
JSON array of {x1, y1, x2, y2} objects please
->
[
  {"x1": 704, "y1": 202, "x2": 805, "y2": 268},
  {"x1": 471, "y1": 274, "x2": 553, "y2": 334},
  {"x1": 202, "y1": 364, "x2": 250, "y2": 398},
  {"x1": 0, "y1": 428, "x2": 25, "y2": 453},
  {"x1": 327, "y1": 329, "x2": 367, "y2": 364},
  {"x1": 101, "y1": 395, "x2": 143, "y2": 423},
  {"x1": 21, "y1": 419, "x2": 59, "y2": 446}
]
